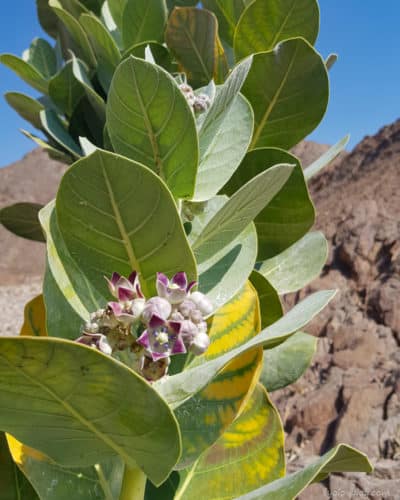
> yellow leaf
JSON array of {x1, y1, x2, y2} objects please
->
[{"x1": 20, "y1": 295, "x2": 47, "y2": 337}]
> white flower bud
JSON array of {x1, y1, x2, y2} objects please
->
[
  {"x1": 142, "y1": 297, "x2": 172, "y2": 324},
  {"x1": 131, "y1": 298, "x2": 146, "y2": 317},
  {"x1": 189, "y1": 292, "x2": 213, "y2": 316},
  {"x1": 190, "y1": 332, "x2": 210, "y2": 355}
]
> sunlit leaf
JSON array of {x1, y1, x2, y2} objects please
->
[
  {"x1": 23, "y1": 38, "x2": 57, "y2": 79},
  {"x1": 242, "y1": 38, "x2": 329, "y2": 150},
  {"x1": 165, "y1": 7, "x2": 228, "y2": 87},
  {"x1": 122, "y1": 0, "x2": 167, "y2": 48},
  {"x1": 56, "y1": 150, "x2": 197, "y2": 298},
  {"x1": 236, "y1": 444, "x2": 373, "y2": 500},
  {"x1": 0, "y1": 54, "x2": 48, "y2": 93},
  {"x1": 175, "y1": 282, "x2": 263, "y2": 468},
  {"x1": 250, "y1": 271, "x2": 282, "y2": 328},
  {"x1": 0, "y1": 337, "x2": 181, "y2": 486},
  {"x1": 107, "y1": 56, "x2": 199, "y2": 199},
  {"x1": 176, "y1": 384, "x2": 285, "y2": 499}
]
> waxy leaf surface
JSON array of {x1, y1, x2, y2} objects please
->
[
  {"x1": 107, "y1": 56, "x2": 198, "y2": 199},
  {"x1": 56, "y1": 150, "x2": 197, "y2": 298},
  {"x1": 0, "y1": 203, "x2": 45, "y2": 243},
  {"x1": 242, "y1": 38, "x2": 328, "y2": 150},
  {"x1": 176, "y1": 384, "x2": 284, "y2": 500},
  {"x1": 234, "y1": 0, "x2": 319, "y2": 59},
  {"x1": 0, "y1": 337, "x2": 180, "y2": 486},
  {"x1": 175, "y1": 282, "x2": 263, "y2": 468},
  {"x1": 250, "y1": 271, "x2": 282, "y2": 329}
]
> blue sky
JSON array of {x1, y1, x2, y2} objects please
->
[{"x1": 0, "y1": 1, "x2": 399, "y2": 166}]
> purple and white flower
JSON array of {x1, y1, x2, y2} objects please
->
[
  {"x1": 137, "y1": 314, "x2": 186, "y2": 361},
  {"x1": 105, "y1": 271, "x2": 143, "y2": 301},
  {"x1": 141, "y1": 297, "x2": 172, "y2": 324},
  {"x1": 156, "y1": 272, "x2": 196, "y2": 304},
  {"x1": 76, "y1": 332, "x2": 112, "y2": 355}
]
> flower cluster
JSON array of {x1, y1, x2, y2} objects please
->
[
  {"x1": 76, "y1": 271, "x2": 212, "y2": 381},
  {"x1": 179, "y1": 83, "x2": 211, "y2": 114}
]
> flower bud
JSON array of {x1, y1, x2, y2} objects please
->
[
  {"x1": 189, "y1": 291, "x2": 213, "y2": 316},
  {"x1": 190, "y1": 332, "x2": 210, "y2": 355},
  {"x1": 180, "y1": 319, "x2": 198, "y2": 345},
  {"x1": 142, "y1": 297, "x2": 172, "y2": 324}
]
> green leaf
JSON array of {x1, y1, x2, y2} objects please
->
[
  {"x1": 224, "y1": 148, "x2": 314, "y2": 259},
  {"x1": 193, "y1": 164, "x2": 294, "y2": 264},
  {"x1": 8, "y1": 434, "x2": 123, "y2": 500},
  {"x1": 56, "y1": 149, "x2": 197, "y2": 298},
  {"x1": 165, "y1": 7, "x2": 228, "y2": 87},
  {"x1": 71, "y1": 56, "x2": 106, "y2": 123},
  {"x1": 260, "y1": 331, "x2": 316, "y2": 392},
  {"x1": 175, "y1": 283, "x2": 263, "y2": 469},
  {"x1": 156, "y1": 289, "x2": 336, "y2": 407},
  {"x1": 23, "y1": 38, "x2": 57, "y2": 79},
  {"x1": 122, "y1": 0, "x2": 167, "y2": 48},
  {"x1": 259, "y1": 231, "x2": 328, "y2": 294},
  {"x1": 0, "y1": 433, "x2": 39, "y2": 500},
  {"x1": 80, "y1": 13, "x2": 121, "y2": 92},
  {"x1": 39, "y1": 202, "x2": 105, "y2": 334},
  {"x1": 5, "y1": 92, "x2": 45, "y2": 130},
  {"x1": 37, "y1": 0, "x2": 59, "y2": 38},
  {"x1": 107, "y1": 0, "x2": 127, "y2": 29},
  {"x1": 0, "y1": 203, "x2": 45, "y2": 243},
  {"x1": 49, "y1": 61, "x2": 86, "y2": 117},
  {"x1": 58, "y1": 0, "x2": 89, "y2": 18},
  {"x1": 242, "y1": 37, "x2": 329, "y2": 150},
  {"x1": 193, "y1": 56, "x2": 253, "y2": 201},
  {"x1": 236, "y1": 444, "x2": 373, "y2": 500},
  {"x1": 21, "y1": 130, "x2": 73, "y2": 164},
  {"x1": 49, "y1": 0, "x2": 97, "y2": 66},
  {"x1": 189, "y1": 196, "x2": 257, "y2": 311},
  {"x1": 0, "y1": 54, "x2": 48, "y2": 93},
  {"x1": 202, "y1": 0, "x2": 252, "y2": 45},
  {"x1": 107, "y1": 56, "x2": 199, "y2": 199},
  {"x1": 40, "y1": 109, "x2": 82, "y2": 158},
  {"x1": 250, "y1": 270, "x2": 282, "y2": 328},
  {"x1": 0, "y1": 337, "x2": 181, "y2": 486},
  {"x1": 176, "y1": 384, "x2": 284, "y2": 500},
  {"x1": 79, "y1": 0, "x2": 104, "y2": 15},
  {"x1": 304, "y1": 134, "x2": 349, "y2": 181},
  {"x1": 234, "y1": 0, "x2": 320, "y2": 60},
  {"x1": 122, "y1": 42, "x2": 173, "y2": 73}
]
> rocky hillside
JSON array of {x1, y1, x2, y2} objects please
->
[{"x1": 0, "y1": 122, "x2": 399, "y2": 497}]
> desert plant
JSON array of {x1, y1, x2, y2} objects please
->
[{"x1": 0, "y1": 1, "x2": 371, "y2": 499}]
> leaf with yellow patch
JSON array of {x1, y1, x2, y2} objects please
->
[
  {"x1": 175, "y1": 384, "x2": 285, "y2": 499},
  {"x1": 175, "y1": 281, "x2": 263, "y2": 469},
  {"x1": 20, "y1": 295, "x2": 47, "y2": 337},
  {"x1": 6, "y1": 434, "x2": 124, "y2": 500}
]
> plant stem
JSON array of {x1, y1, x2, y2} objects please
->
[{"x1": 119, "y1": 464, "x2": 146, "y2": 500}]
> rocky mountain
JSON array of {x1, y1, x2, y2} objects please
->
[{"x1": 1, "y1": 122, "x2": 399, "y2": 498}]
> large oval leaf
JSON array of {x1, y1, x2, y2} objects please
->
[
  {"x1": 23, "y1": 38, "x2": 57, "y2": 79},
  {"x1": 0, "y1": 54, "x2": 48, "y2": 93},
  {"x1": 260, "y1": 331, "x2": 317, "y2": 392},
  {"x1": 49, "y1": 0, "x2": 97, "y2": 67},
  {"x1": 176, "y1": 384, "x2": 284, "y2": 499},
  {"x1": 242, "y1": 37, "x2": 329, "y2": 150},
  {"x1": 189, "y1": 196, "x2": 257, "y2": 312},
  {"x1": 234, "y1": 0, "x2": 319, "y2": 60},
  {"x1": 7, "y1": 434, "x2": 123, "y2": 500},
  {"x1": 250, "y1": 271, "x2": 282, "y2": 328},
  {"x1": 175, "y1": 282, "x2": 263, "y2": 468},
  {"x1": 0, "y1": 337, "x2": 180, "y2": 486},
  {"x1": 192, "y1": 56, "x2": 253, "y2": 201},
  {"x1": 122, "y1": 0, "x2": 167, "y2": 48},
  {"x1": 49, "y1": 61, "x2": 86, "y2": 117},
  {"x1": 56, "y1": 150, "x2": 197, "y2": 298},
  {"x1": 223, "y1": 148, "x2": 315, "y2": 259},
  {"x1": 0, "y1": 203, "x2": 45, "y2": 243},
  {"x1": 80, "y1": 13, "x2": 121, "y2": 92},
  {"x1": 193, "y1": 163, "x2": 293, "y2": 264},
  {"x1": 0, "y1": 433, "x2": 38, "y2": 500},
  {"x1": 156, "y1": 289, "x2": 336, "y2": 407},
  {"x1": 236, "y1": 444, "x2": 373, "y2": 500},
  {"x1": 165, "y1": 7, "x2": 228, "y2": 87},
  {"x1": 259, "y1": 231, "x2": 328, "y2": 294},
  {"x1": 5, "y1": 92, "x2": 45, "y2": 130},
  {"x1": 107, "y1": 56, "x2": 199, "y2": 199},
  {"x1": 202, "y1": 0, "x2": 252, "y2": 45}
]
